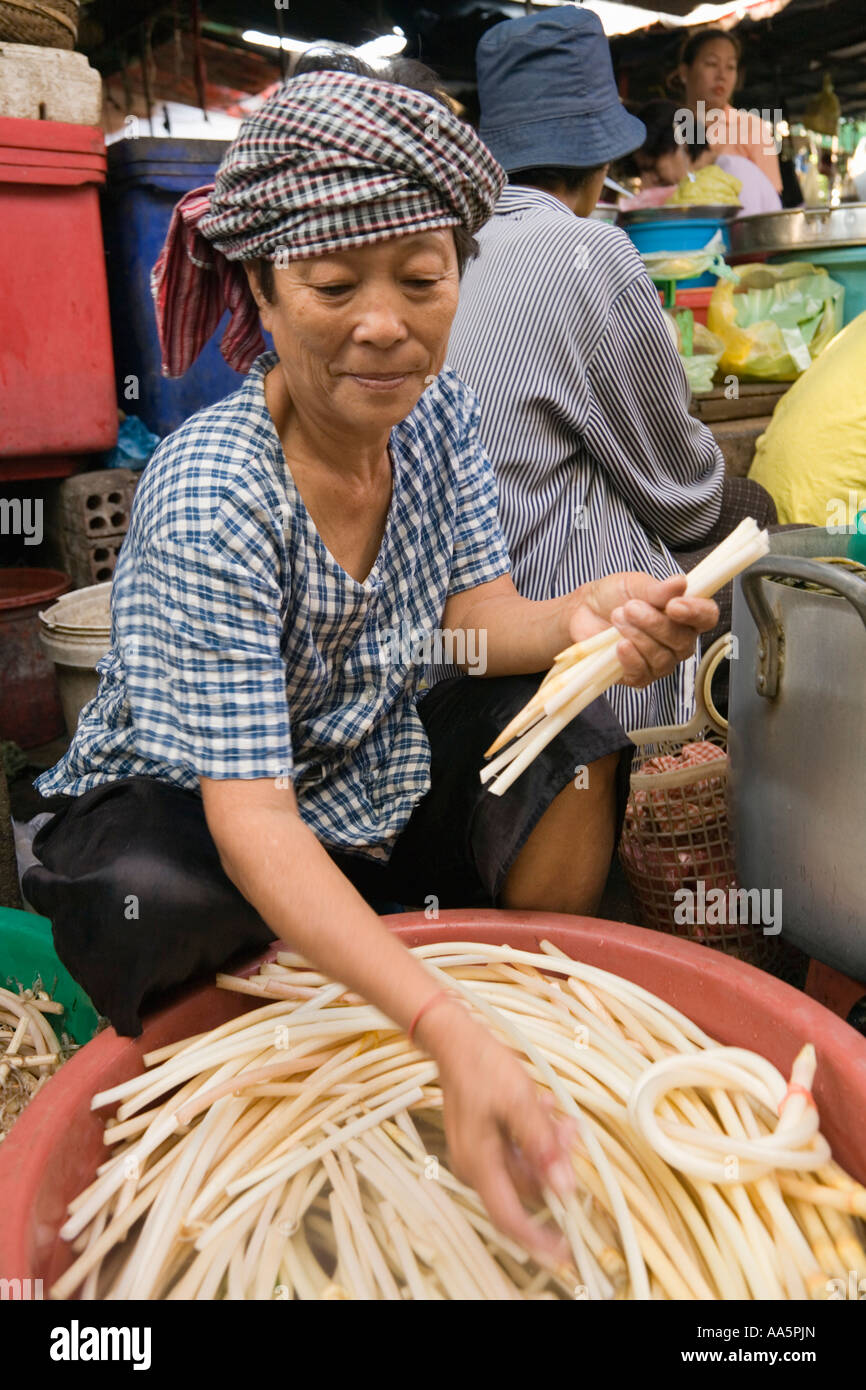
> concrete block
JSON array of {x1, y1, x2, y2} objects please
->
[
  {"x1": 51, "y1": 469, "x2": 137, "y2": 539},
  {"x1": 45, "y1": 469, "x2": 137, "y2": 587},
  {"x1": 55, "y1": 532, "x2": 124, "y2": 587},
  {"x1": 0, "y1": 43, "x2": 100, "y2": 124}
]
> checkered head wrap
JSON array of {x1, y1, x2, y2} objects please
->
[{"x1": 152, "y1": 70, "x2": 505, "y2": 378}]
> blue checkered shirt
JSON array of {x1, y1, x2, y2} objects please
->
[{"x1": 37, "y1": 353, "x2": 510, "y2": 857}]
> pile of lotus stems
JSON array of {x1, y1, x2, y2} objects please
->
[
  {"x1": 52, "y1": 940, "x2": 866, "y2": 1300},
  {"x1": 482, "y1": 518, "x2": 771, "y2": 795},
  {"x1": 0, "y1": 984, "x2": 65, "y2": 1139}
]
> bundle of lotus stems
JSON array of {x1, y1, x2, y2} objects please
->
[
  {"x1": 482, "y1": 517, "x2": 771, "y2": 795},
  {"x1": 53, "y1": 941, "x2": 865, "y2": 1300},
  {"x1": 0, "y1": 984, "x2": 65, "y2": 1139}
]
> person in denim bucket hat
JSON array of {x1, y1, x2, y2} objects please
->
[
  {"x1": 445, "y1": 10, "x2": 777, "y2": 733},
  {"x1": 476, "y1": 6, "x2": 646, "y2": 176}
]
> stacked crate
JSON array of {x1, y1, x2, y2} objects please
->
[{"x1": 47, "y1": 469, "x2": 138, "y2": 588}]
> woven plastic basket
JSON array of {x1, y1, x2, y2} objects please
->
[
  {"x1": 619, "y1": 635, "x2": 785, "y2": 971},
  {"x1": 0, "y1": 0, "x2": 78, "y2": 48}
]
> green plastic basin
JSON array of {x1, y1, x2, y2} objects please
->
[{"x1": 0, "y1": 907, "x2": 100, "y2": 1046}]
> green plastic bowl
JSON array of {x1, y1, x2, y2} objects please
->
[{"x1": 0, "y1": 907, "x2": 100, "y2": 1047}]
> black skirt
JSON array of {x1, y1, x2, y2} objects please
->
[{"x1": 23, "y1": 673, "x2": 632, "y2": 1036}]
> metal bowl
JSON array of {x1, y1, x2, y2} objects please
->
[
  {"x1": 730, "y1": 202, "x2": 866, "y2": 256},
  {"x1": 589, "y1": 202, "x2": 619, "y2": 225},
  {"x1": 617, "y1": 203, "x2": 740, "y2": 227}
]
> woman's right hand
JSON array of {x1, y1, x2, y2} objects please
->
[{"x1": 419, "y1": 1002, "x2": 577, "y2": 1262}]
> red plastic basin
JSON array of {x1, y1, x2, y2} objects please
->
[{"x1": 1, "y1": 909, "x2": 864, "y2": 1291}]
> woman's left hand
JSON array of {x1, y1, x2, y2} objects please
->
[{"x1": 570, "y1": 572, "x2": 718, "y2": 688}]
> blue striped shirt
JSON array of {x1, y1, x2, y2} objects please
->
[
  {"x1": 36, "y1": 353, "x2": 510, "y2": 857},
  {"x1": 447, "y1": 185, "x2": 725, "y2": 731}
]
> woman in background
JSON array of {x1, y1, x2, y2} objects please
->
[
  {"x1": 675, "y1": 29, "x2": 782, "y2": 195},
  {"x1": 631, "y1": 98, "x2": 782, "y2": 217}
]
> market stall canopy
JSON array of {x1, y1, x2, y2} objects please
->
[
  {"x1": 549, "y1": 0, "x2": 794, "y2": 22},
  {"x1": 79, "y1": 0, "x2": 866, "y2": 121}
]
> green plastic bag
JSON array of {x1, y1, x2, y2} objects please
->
[
  {"x1": 665, "y1": 314, "x2": 726, "y2": 393},
  {"x1": 707, "y1": 262, "x2": 845, "y2": 381}
]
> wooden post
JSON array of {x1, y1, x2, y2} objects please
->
[{"x1": 189, "y1": 0, "x2": 209, "y2": 119}]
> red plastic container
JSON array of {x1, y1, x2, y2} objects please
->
[
  {"x1": 0, "y1": 567, "x2": 71, "y2": 746},
  {"x1": 674, "y1": 286, "x2": 714, "y2": 327},
  {"x1": 0, "y1": 456, "x2": 86, "y2": 482},
  {"x1": 658, "y1": 286, "x2": 714, "y2": 327},
  {"x1": 1, "y1": 908, "x2": 865, "y2": 1292},
  {"x1": 0, "y1": 118, "x2": 117, "y2": 459}
]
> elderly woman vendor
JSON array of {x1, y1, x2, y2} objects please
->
[{"x1": 24, "y1": 64, "x2": 716, "y2": 1256}]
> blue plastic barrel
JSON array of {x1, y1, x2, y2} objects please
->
[{"x1": 103, "y1": 139, "x2": 271, "y2": 438}]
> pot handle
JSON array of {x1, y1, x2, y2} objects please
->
[{"x1": 740, "y1": 556, "x2": 866, "y2": 699}]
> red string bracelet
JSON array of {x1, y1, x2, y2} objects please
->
[
  {"x1": 408, "y1": 989, "x2": 455, "y2": 1045},
  {"x1": 780, "y1": 1082, "x2": 816, "y2": 1113}
]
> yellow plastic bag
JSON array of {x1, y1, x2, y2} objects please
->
[
  {"x1": 666, "y1": 165, "x2": 742, "y2": 206},
  {"x1": 748, "y1": 308, "x2": 866, "y2": 525},
  {"x1": 642, "y1": 230, "x2": 738, "y2": 286},
  {"x1": 707, "y1": 262, "x2": 845, "y2": 381}
]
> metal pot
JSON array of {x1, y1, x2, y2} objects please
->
[
  {"x1": 617, "y1": 204, "x2": 740, "y2": 227},
  {"x1": 729, "y1": 528, "x2": 866, "y2": 978},
  {"x1": 729, "y1": 203, "x2": 866, "y2": 257}
]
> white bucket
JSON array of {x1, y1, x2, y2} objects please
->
[{"x1": 38, "y1": 581, "x2": 112, "y2": 736}]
